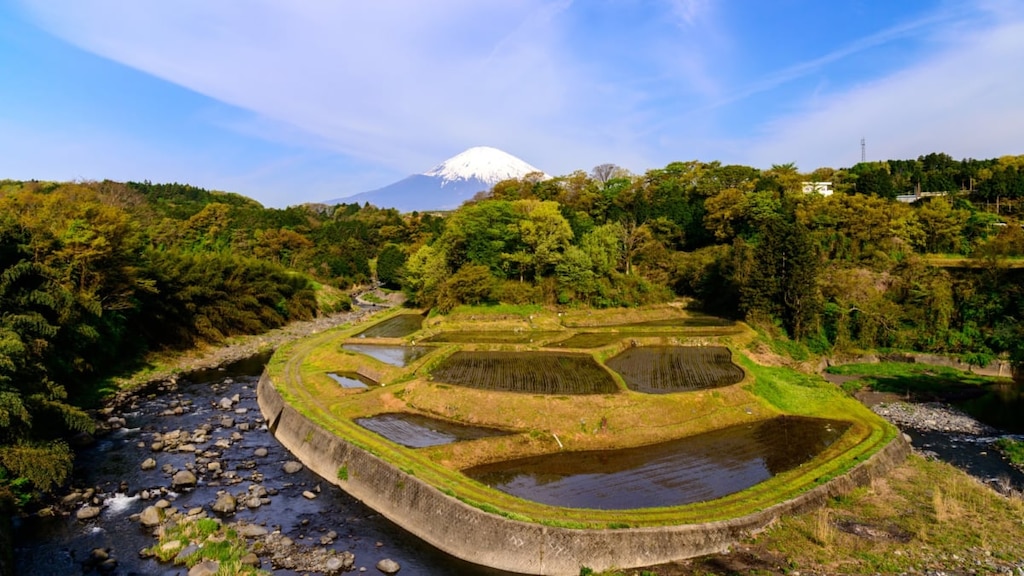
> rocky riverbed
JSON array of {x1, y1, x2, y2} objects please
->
[{"x1": 15, "y1": 305, "x2": 513, "y2": 576}]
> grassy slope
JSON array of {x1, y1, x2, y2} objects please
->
[{"x1": 268, "y1": 304, "x2": 896, "y2": 529}]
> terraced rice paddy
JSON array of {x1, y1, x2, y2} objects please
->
[
  {"x1": 342, "y1": 344, "x2": 433, "y2": 367},
  {"x1": 422, "y1": 331, "x2": 561, "y2": 344},
  {"x1": 355, "y1": 413, "x2": 511, "y2": 448},
  {"x1": 326, "y1": 372, "x2": 375, "y2": 389},
  {"x1": 564, "y1": 312, "x2": 734, "y2": 328},
  {"x1": 352, "y1": 313, "x2": 424, "y2": 338},
  {"x1": 464, "y1": 416, "x2": 850, "y2": 509},
  {"x1": 607, "y1": 346, "x2": 745, "y2": 393},
  {"x1": 430, "y1": 351, "x2": 619, "y2": 395}
]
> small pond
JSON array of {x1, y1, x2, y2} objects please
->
[
  {"x1": 342, "y1": 344, "x2": 433, "y2": 367},
  {"x1": 352, "y1": 313, "x2": 424, "y2": 339},
  {"x1": 355, "y1": 413, "x2": 512, "y2": 448},
  {"x1": 464, "y1": 416, "x2": 850, "y2": 509},
  {"x1": 327, "y1": 372, "x2": 376, "y2": 389}
]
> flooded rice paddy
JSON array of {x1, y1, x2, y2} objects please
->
[
  {"x1": 430, "y1": 351, "x2": 619, "y2": 395},
  {"x1": 355, "y1": 413, "x2": 511, "y2": 448},
  {"x1": 464, "y1": 416, "x2": 850, "y2": 509},
  {"x1": 607, "y1": 346, "x2": 745, "y2": 393},
  {"x1": 342, "y1": 344, "x2": 433, "y2": 367},
  {"x1": 352, "y1": 313, "x2": 424, "y2": 338},
  {"x1": 326, "y1": 372, "x2": 375, "y2": 389},
  {"x1": 421, "y1": 331, "x2": 561, "y2": 344}
]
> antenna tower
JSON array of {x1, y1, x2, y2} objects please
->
[{"x1": 861, "y1": 138, "x2": 866, "y2": 163}]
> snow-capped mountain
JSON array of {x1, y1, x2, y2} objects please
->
[{"x1": 326, "y1": 146, "x2": 548, "y2": 212}]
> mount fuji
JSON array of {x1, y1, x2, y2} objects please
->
[{"x1": 327, "y1": 146, "x2": 548, "y2": 212}]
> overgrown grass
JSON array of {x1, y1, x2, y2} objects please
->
[
  {"x1": 825, "y1": 362, "x2": 1005, "y2": 399},
  {"x1": 756, "y1": 454, "x2": 1024, "y2": 574},
  {"x1": 995, "y1": 437, "x2": 1024, "y2": 466},
  {"x1": 448, "y1": 303, "x2": 545, "y2": 317},
  {"x1": 145, "y1": 517, "x2": 266, "y2": 575}
]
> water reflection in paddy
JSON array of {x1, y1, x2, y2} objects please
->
[
  {"x1": 326, "y1": 372, "x2": 375, "y2": 389},
  {"x1": 356, "y1": 413, "x2": 511, "y2": 448},
  {"x1": 465, "y1": 416, "x2": 850, "y2": 509},
  {"x1": 342, "y1": 344, "x2": 432, "y2": 367}
]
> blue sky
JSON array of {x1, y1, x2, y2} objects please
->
[{"x1": 1, "y1": 1, "x2": 1022, "y2": 207}]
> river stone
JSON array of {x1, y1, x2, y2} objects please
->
[
  {"x1": 138, "y1": 505, "x2": 162, "y2": 527},
  {"x1": 236, "y1": 523, "x2": 268, "y2": 538},
  {"x1": 240, "y1": 552, "x2": 259, "y2": 566},
  {"x1": 207, "y1": 461, "x2": 221, "y2": 473},
  {"x1": 220, "y1": 416, "x2": 234, "y2": 428},
  {"x1": 376, "y1": 558, "x2": 401, "y2": 574},
  {"x1": 219, "y1": 397, "x2": 233, "y2": 409},
  {"x1": 326, "y1": 554, "x2": 355, "y2": 574},
  {"x1": 187, "y1": 560, "x2": 219, "y2": 576},
  {"x1": 282, "y1": 461, "x2": 304, "y2": 474},
  {"x1": 253, "y1": 447, "x2": 268, "y2": 458},
  {"x1": 302, "y1": 490, "x2": 316, "y2": 500},
  {"x1": 172, "y1": 470, "x2": 197, "y2": 488},
  {"x1": 76, "y1": 506, "x2": 102, "y2": 520},
  {"x1": 211, "y1": 492, "x2": 236, "y2": 514},
  {"x1": 140, "y1": 457, "x2": 157, "y2": 471}
]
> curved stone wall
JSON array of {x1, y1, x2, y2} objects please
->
[{"x1": 258, "y1": 371, "x2": 910, "y2": 575}]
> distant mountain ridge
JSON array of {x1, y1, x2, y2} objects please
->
[{"x1": 326, "y1": 146, "x2": 548, "y2": 212}]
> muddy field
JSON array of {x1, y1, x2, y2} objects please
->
[
  {"x1": 607, "y1": 346, "x2": 745, "y2": 393},
  {"x1": 351, "y1": 313, "x2": 424, "y2": 338},
  {"x1": 430, "y1": 351, "x2": 619, "y2": 394}
]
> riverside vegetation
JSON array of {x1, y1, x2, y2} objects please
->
[{"x1": 2, "y1": 151, "x2": 1024, "y2": 572}]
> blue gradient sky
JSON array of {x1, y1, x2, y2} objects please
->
[{"x1": 1, "y1": 1, "x2": 1022, "y2": 207}]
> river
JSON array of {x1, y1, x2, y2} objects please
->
[{"x1": 13, "y1": 354, "x2": 513, "y2": 576}]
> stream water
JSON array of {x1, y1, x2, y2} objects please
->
[{"x1": 13, "y1": 355, "x2": 512, "y2": 576}]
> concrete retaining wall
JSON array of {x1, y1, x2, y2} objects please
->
[{"x1": 258, "y1": 372, "x2": 909, "y2": 575}]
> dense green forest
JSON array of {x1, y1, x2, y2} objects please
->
[{"x1": 2, "y1": 151, "x2": 1024, "y2": 507}]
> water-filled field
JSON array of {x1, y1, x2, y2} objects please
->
[
  {"x1": 431, "y1": 351, "x2": 619, "y2": 394},
  {"x1": 342, "y1": 344, "x2": 433, "y2": 367},
  {"x1": 607, "y1": 346, "x2": 745, "y2": 393},
  {"x1": 421, "y1": 331, "x2": 561, "y2": 344},
  {"x1": 356, "y1": 413, "x2": 511, "y2": 448},
  {"x1": 326, "y1": 372, "x2": 376, "y2": 389},
  {"x1": 352, "y1": 313, "x2": 424, "y2": 338},
  {"x1": 464, "y1": 416, "x2": 850, "y2": 509}
]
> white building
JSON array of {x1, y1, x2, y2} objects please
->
[{"x1": 801, "y1": 181, "x2": 833, "y2": 196}]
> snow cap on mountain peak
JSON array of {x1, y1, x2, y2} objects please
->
[{"x1": 422, "y1": 146, "x2": 547, "y2": 186}]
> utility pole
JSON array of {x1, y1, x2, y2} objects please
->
[{"x1": 861, "y1": 138, "x2": 866, "y2": 163}]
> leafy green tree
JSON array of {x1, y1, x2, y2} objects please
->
[{"x1": 376, "y1": 244, "x2": 407, "y2": 288}]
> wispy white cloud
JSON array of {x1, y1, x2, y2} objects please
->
[{"x1": 741, "y1": 5, "x2": 1024, "y2": 170}]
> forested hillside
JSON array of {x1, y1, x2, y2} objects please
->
[
  {"x1": 2, "y1": 151, "x2": 1023, "y2": 507},
  {"x1": 0, "y1": 179, "x2": 433, "y2": 507}
]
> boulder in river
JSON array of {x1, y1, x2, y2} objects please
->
[
  {"x1": 76, "y1": 506, "x2": 102, "y2": 521},
  {"x1": 171, "y1": 470, "x2": 197, "y2": 489},
  {"x1": 138, "y1": 505, "x2": 163, "y2": 528},
  {"x1": 282, "y1": 461, "x2": 304, "y2": 474},
  {"x1": 141, "y1": 458, "x2": 157, "y2": 471},
  {"x1": 188, "y1": 559, "x2": 219, "y2": 576},
  {"x1": 211, "y1": 492, "x2": 237, "y2": 514},
  {"x1": 376, "y1": 558, "x2": 401, "y2": 574}
]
